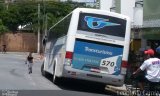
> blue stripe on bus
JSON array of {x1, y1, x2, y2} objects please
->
[
  {"x1": 72, "y1": 40, "x2": 123, "y2": 75},
  {"x1": 73, "y1": 40, "x2": 123, "y2": 58},
  {"x1": 72, "y1": 54, "x2": 101, "y2": 71}
]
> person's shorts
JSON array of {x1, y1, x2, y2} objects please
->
[
  {"x1": 145, "y1": 79, "x2": 160, "y2": 91},
  {"x1": 134, "y1": 71, "x2": 145, "y2": 82}
]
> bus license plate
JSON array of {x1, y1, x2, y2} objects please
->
[{"x1": 100, "y1": 59, "x2": 116, "y2": 74}]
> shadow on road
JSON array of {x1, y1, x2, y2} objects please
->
[{"x1": 44, "y1": 74, "x2": 117, "y2": 96}]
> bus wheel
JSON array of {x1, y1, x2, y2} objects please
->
[
  {"x1": 41, "y1": 62, "x2": 47, "y2": 76},
  {"x1": 53, "y1": 62, "x2": 59, "y2": 84}
]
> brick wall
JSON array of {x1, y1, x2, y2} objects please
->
[{"x1": 0, "y1": 32, "x2": 38, "y2": 52}]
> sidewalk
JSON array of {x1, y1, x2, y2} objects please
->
[
  {"x1": 1, "y1": 52, "x2": 40, "y2": 56},
  {"x1": 1, "y1": 51, "x2": 38, "y2": 53},
  {"x1": 105, "y1": 84, "x2": 141, "y2": 96},
  {"x1": 106, "y1": 84, "x2": 160, "y2": 96},
  {"x1": 105, "y1": 84, "x2": 128, "y2": 94},
  {"x1": 0, "y1": 52, "x2": 44, "y2": 61}
]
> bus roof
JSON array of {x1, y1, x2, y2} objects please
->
[
  {"x1": 49, "y1": 8, "x2": 130, "y2": 31},
  {"x1": 73, "y1": 8, "x2": 130, "y2": 20}
]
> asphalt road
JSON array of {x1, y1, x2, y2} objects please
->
[{"x1": 0, "y1": 52, "x2": 117, "y2": 96}]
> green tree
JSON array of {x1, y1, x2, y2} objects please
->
[
  {"x1": 0, "y1": 19, "x2": 8, "y2": 35},
  {"x1": 0, "y1": 4, "x2": 20, "y2": 31},
  {"x1": 0, "y1": 1, "x2": 76, "y2": 33}
]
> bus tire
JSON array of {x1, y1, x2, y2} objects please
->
[
  {"x1": 53, "y1": 62, "x2": 59, "y2": 84},
  {"x1": 41, "y1": 62, "x2": 47, "y2": 76}
]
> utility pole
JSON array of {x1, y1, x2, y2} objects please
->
[
  {"x1": 44, "y1": 14, "x2": 48, "y2": 36},
  {"x1": 37, "y1": 4, "x2": 40, "y2": 53},
  {"x1": 5, "y1": 0, "x2": 9, "y2": 10},
  {"x1": 42, "y1": 0, "x2": 46, "y2": 36}
]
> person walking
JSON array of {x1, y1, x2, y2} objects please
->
[
  {"x1": 26, "y1": 52, "x2": 34, "y2": 74},
  {"x1": 2, "y1": 44, "x2": 6, "y2": 54},
  {"x1": 133, "y1": 49, "x2": 160, "y2": 91}
]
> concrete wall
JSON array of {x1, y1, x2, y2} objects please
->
[
  {"x1": 0, "y1": 32, "x2": 37, "y2": 52},
  {"x1": 99, "y1": 0, "x2": 113, "y2": 11},
  {"x1": 121, "y1": 0, "x2": 136, "y2": 23}
]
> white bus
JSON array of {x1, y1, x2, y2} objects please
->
[{"x1": 41, "y1": 8, "x2": 131, "y2": 86}]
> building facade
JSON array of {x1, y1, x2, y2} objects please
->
[
  {"x1": 142, "y1": 0, "x2": 160, "y2": 56},
  {"x1": 98, "y1": 0, "x2": 160, "y2": 54}
]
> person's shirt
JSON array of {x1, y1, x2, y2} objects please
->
[
  {"x1": 42, "y1": 37, "x2": 47, "y2": 46},
  {"x1": 140, "y1": 57, "x2": 160, "y2": 82},
  {"x1": 27, "y1": 56, "x2": 33, "y2": 63},
  {"x1": 3, "y1": 45, "x2": 6, "y2": 48}
]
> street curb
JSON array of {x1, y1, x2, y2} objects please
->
[
  {"x1": 105, "y1": 84, "x2": 128, "y2": 93},
  {"x1": 0, "y1": 52, "x2": 39, "y2": 55},
  {"x1": 0, "y1": 52, "x2": 42, "y2": 60}
]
